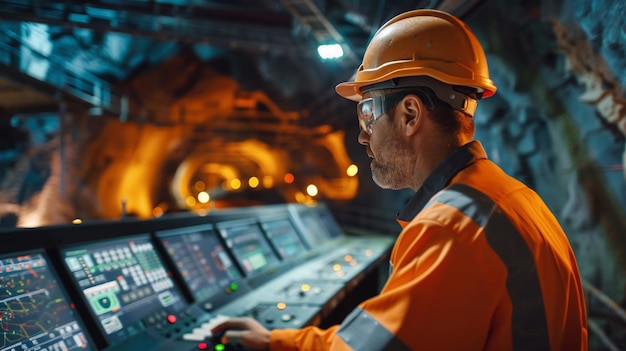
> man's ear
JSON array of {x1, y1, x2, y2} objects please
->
[{"x1": 400, "y1": 95, "x2": 423, "y2": 137}]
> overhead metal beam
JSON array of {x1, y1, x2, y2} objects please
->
[
  {"x1": 0, "y1": 0, "x2": 307, "y2": 54},
  {"x1": 0, "y1": 29, "x2": 127, "y2": 117}
]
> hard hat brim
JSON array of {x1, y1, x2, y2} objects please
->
[{"x1": 335, "y1": 81, "x2": 363, "y2": 102}]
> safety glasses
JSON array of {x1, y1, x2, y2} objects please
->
[{"x1": 356, "y1": 90, "x2": 419, "y2": 135}]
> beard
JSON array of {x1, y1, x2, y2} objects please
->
[{"x1": 369, "y1": 136, "x2": 413, "y2": 190}]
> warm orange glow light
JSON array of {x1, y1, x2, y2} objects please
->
[
  {"x1": 306, "y1": 184, "x2": 318, "y2": 197},
  {"x1": 284, "y1": 173, "x2": 295, "y2": 184},
  {"x1": 262, "y1": 175, "x2": 274, "y2": 188},
  {"x1": 72, "y1": 218, "x2": 82, "y2": 225},
  {"x1": 295, "y1": 192, "x2": 306, "y2": 203},
  {"x1": 248, "y1": 176, "x2": 260, "y2": 188},
  {"x1": 197, "y1": 191, "x2": 210, "y2": 203},
  {"x1": 346, "y1": 164, "x2": 358, "y2": 177},
  {"x1": 186, "y1": 196, "x2": 197, "y2": 207},
  {"x1": 194, "y1": 180, "x2": 206, "y2": 191},
  {"x1": 276, "y1": 302, "x2": 287, "y2": 310},
  {"x1": 230, "y1": 178, "x2": 242, "y2": 190},
  {"x1": 152, "y1": 206, "x2": 164, "y2": 217}
]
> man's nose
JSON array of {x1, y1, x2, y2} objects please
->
[{"x1": 358, "y1": 129, "x2": 370, "y2": 145}]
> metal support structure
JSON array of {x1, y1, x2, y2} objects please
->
[
  {"x1": 584, "y1": 282, "x2": 626, "y2": 350},
  {"x1": 280, "y1": 0, "x2": 360, "y2": 66},
  {"x1": 0, "y1": 0, "x2": 303, "y2": 54},
  {"x1": 58, "y1": 102, "x2": 66, "y2": 196},
  {"x1": 0, "y1": 28, "x2": 127, "y2": 117}
]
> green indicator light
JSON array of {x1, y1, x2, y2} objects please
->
[
  {"x1": 215, "y1": 343, "x2": 225, "y2": 351},
  {"x1": 230, "y1": 283, "x2": 238, "y2": 291}
]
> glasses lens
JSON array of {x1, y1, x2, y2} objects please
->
[{"x1": 357, "y1": 98, "x2": 375, "y2": 134}]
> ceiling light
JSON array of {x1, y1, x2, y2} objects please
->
[{"x1": 317, "y1": 44, "x2": 344, "y2": 60}]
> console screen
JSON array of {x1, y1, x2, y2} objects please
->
[
  {"x1": 217, "y1": 221, "x2": 279, "y2": 275},
  {"x1": 316, "y1": 207, "x2": 343, "y2": 238},
  {"x1": 61, "y1": 235, "x2": 186, "y2": 347},
  {"x1": 290, "y1": 206, "x2": 329, "y2": 247},
  {"x1": 157, "y1": 226, "x2": 242, "y2": 302},
  {"x1": 260, "y1": 218, "x2": 308, "y2": 259},
  {"x1": 0, "y1": 251, "x2": 94, "y2": 351}
]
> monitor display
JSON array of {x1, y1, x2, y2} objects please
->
[
  {"x1": 61, "y1": 235, "x2": 186, "y2": 347},
  {"x1": 0, "y1": 251, "x2": 94, "y2": 351},
  {"x1": 260, "y1": 218, "x2": 308, "y2": 259},
  {"x1": 217, "y1": 220, "x2": 279, "y2": 275},
  {"x1": 157, "y1": 225, "x2": 242, "y2": 302},
  {"x1": 316, "y1": 206, "x2": 343, "y2": 238},
  {"x1": 289, "y1": 205, "x2": 330, "y2": 248}
]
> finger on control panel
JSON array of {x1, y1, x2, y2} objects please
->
[{"x1": 211, "y1": 317, "x2": 271, "y2": 351}]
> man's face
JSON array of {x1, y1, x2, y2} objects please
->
[{"x1": 358, "y1": 92, "x2": 414, "y2": 190}]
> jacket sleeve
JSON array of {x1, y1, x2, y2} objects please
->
[
  {"x1": 347, "y1": 215, "x2": 509, "y2": 350},
  {"x1": 270, "y1": 325, "x2": 342, "y2": 351},
  {"x1": 270, "y1": 214, "x2": 507, "y2": 350}
]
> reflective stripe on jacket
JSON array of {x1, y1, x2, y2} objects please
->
[{"x1": 270, "y1": 141, "x2": 588, "y2": 350}]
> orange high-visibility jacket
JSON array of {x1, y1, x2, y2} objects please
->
[{"x1": 270, "y1": 141, "x2": 588, "y2": 351}]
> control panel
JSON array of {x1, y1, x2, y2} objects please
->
[
  {"x1": 60, "y1": 235, "x2": 189, "y2": 348},
  {"x1": 157, "y1": 225, "x2": 246, "y2": 306},
  {"x1": 0, "y1": 203, "x2": 394, "y2": 351},
  {"x1": 217, "y1": 219, "x2": 281, "y2": 277}
]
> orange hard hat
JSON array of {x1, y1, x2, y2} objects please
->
[{"x1": 336, "y1": 9, "x2": 496, "y2": 112}]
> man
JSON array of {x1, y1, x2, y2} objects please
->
[{"x1": 212, "y1": 9, "x2": 588, "y2": 350}]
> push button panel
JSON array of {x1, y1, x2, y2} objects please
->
[
  {"x1": 239, "y1": 303, "x2": 321, "y2": 330},
  {"x1": 142, "y1": 306, "x2": 213, "y2": 341},
  {"x1": 271, "y1": 280, "x2": 345, "y2": 305}
]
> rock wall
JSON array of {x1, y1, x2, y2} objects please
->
[{"x1": 463, "y1": 0, "x2": 626, "y2": 346}]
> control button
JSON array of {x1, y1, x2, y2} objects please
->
[
  {"x1": 214, "y1": 344, "x2": 226, "y2": 351},
  {"x1": 265, "y1": 317, "x2": 274, "y2": 324},
  {"x1": 197, "y1": 342, "x2": 208, "y2": 350},
  {"x1": 183, "y1": 333, "x2": 205, "y2": 341},
  {"x1": 204, "y1": 302, "x2": 213, "y2": 311},
  {"x1": 226, "y1": 282, "x2": 239, "y2": 294},
  {"x1": 167, "y1": 314, "x2": 177, "y2": 324},
  {"x1": 281, "y1": 314, "x2": 293, "y2": 322},
  {"x1": 276, "y1": 302, "x2": 287, "y2": 310}
]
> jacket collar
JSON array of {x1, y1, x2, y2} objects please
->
[{"x1": 396, "y1": 140, "x2": 487, "y2": 226}]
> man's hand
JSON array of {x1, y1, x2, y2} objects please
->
[{"x1": 211, "y1": 317, "x2": 271, "y2": 351}]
